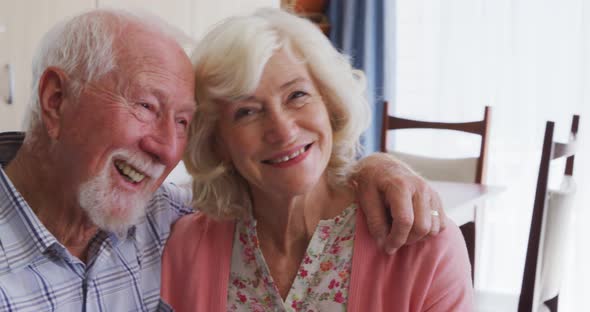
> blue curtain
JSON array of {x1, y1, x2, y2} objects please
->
[{"x1": 328, "y1": 0, "x2": 391, "y2": 154}]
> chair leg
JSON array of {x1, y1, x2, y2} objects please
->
[
  {"x1": 460, "y1": 222, "x2": 476, "y2": 284},
  {"x1": 544, "y1": 295, "x2": 559, "y2": 312}
]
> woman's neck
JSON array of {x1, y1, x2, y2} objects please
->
[
  {"x1": 249, "y1": 177, "x2": 354, "y2": 299},
  {"x1": 251, "y1": 178, "x2": 353, "y2": 250}
]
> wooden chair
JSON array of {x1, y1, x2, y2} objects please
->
[
  {"x1": 519, "y1": 115, "x2": 579, "y2": 312},
  {"x1": 380, "y1": 101, "x2": 491, "y2": 281},
  {"x1": 0, "y1": 131, "x2": 24, "y2": 167},
  {"x1": 475, "y1": 115, "x2": 580, "y2": 312}
]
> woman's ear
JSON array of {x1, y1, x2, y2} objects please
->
[{"x1": 38, "y1": 67, "x2": 69, "y2": 140}]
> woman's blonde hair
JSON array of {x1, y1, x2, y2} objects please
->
[{"x1": 185, "y1": 8, "x2": 371, "y2": 219}]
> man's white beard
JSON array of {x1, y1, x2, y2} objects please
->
[{"x1": 78, "y1": 150, "x2": 164, "y2": 237}]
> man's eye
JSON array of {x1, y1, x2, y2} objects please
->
[
  {"x1": 175, "y1": 118, "x2": 190, "y2": 136},
  {"x1": 139, "y1": 102, "x2": 154, "y2": 111},
  {"x1": 132, "y1": 102, "x2": 159, "y2": 122},
  {"x1": 176, "y1": 118, "x2": 189, "y2": 128}
]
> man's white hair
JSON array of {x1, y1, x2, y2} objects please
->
[{"x1": 23, "y1": 8, "x2": 195, "y2": 133}]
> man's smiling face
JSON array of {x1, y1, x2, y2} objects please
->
[{"x1": 55, "y1": 24, "x2": 196, "y2": 233}]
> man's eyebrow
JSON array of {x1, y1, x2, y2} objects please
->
[
  {"x1": 151, "y1": 88, "x2": 169, "y2": 103},
  {"x1": 149, "y1": 88, "x2": 196, "y2": 110}
]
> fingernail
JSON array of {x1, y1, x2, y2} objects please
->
[{"x1": 386, "y1": 247, "x2": 397, "y2": 255}]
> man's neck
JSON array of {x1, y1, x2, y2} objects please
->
[{"x1": 5, "y1": 145, "x2": 99, "y2": 263}]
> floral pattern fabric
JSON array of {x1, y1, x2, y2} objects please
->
[{"x1": 227, "y1": 204, "x2": 357, "y2": 312}]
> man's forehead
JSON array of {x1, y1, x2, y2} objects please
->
[
  {"x1": 114, "y1": 27, "x2": 193, "y2": 79},
  {"x1": 109, "y1": 29, "x2": 196, "y2": 112}
]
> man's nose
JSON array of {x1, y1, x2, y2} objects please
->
[{"x1": 139, "y1": 116, "x2": 181, "y2": 167}]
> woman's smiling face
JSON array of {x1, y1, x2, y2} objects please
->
[{"x1": 216, "y1": 49, "x2": 333, "y2": 199}]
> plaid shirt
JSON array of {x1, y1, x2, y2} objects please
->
[{"x1": 0, "y1": 132, "x2": 192, "y2": 312}]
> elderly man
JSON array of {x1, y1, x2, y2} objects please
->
[{"x1": 0, "y1": 9, "x2": 445, "y2": 311}]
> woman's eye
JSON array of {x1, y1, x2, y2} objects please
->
[
  {"x1": 234, "y1": 107, "x2": 258, "y2": 120},
  {"x1": 289, "y1": 91, "x2": 308, "y2": 100},
  {"x1": 288, "y1": 91, "x2": 310, "y2": 107}
]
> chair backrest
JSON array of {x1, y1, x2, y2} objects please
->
[
  {"x1": 380, "y1": 101, "x2": 491, "y2": 183},
  {"x1": 518, "y1": 115, "x2": 580, "y2": 312},
  {"x1": 0, "y1": 132, "x2": 25, "y2": 167}
]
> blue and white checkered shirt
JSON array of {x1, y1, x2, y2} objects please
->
[{"x1": 0, "y1": 133, "x2": 193, "y2": 312}]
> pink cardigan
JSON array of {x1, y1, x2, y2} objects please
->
[{"x1": 161, "y1": 211, "x2": 473, "y2": 311}]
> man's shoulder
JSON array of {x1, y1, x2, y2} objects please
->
[
  {"x1": 147, "y1": 182, "x2": 193, "y2": 214},
  {"x1": 133, "y1": 182, "x2": 194, "y2": 247}
]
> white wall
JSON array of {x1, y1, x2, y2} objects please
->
[
  {"x1": 0, "y1": 0, "x2": 279, "y2": 132},
  {"x1": 0, "y1": 0, "x2": 278, "y2": 184},
  {"x1": 0, "y1": 0, "x2": 96, "y2": 131}
]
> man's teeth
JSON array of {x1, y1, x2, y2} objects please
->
[
  {"x1": 115, "y1": 160, "x2": 146, "y2": 183},
  {"x1": 268, "y1": 146, "x2": 307, "y2": 164}
]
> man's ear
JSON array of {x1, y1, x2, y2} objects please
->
[{"x1": 38, "y1": 67, "x2": 69, "y2": 140}]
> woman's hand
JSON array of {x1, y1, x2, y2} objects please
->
[{"x1": 352, "y1": 153, "x2": 446, "y2": 254}]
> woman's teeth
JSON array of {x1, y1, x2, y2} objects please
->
[
  {"x1": 115, "y1": 160, "x2": 146, "y2": 183},
  {"x1": 268, "y1": 146, "x2": 307, "y2": 164}
]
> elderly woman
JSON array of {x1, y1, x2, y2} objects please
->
[{"x1": 161, "y1": 8, "x2": 473, "y2": 312}]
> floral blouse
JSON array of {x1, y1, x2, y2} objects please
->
[{"x1": 227, "y1": 204, "x2": 358, "y2": 312}]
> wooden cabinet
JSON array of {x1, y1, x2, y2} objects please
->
[{"x1": 281, "y1": 0, "x2": 329, "y2": 35}]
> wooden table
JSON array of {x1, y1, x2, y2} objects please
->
[{"x1": 430, "y1": 180, "x2": 505, "y2": 226}]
